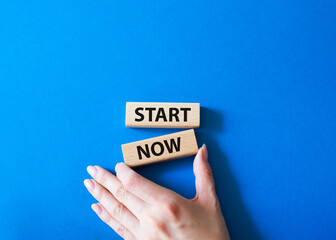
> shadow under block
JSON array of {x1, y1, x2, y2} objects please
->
[
  {"x1": 121, "y1": 129, "x2": 198, "y2": 167},
  {"x1": 125, "y1": 102, "x2": 200, "y2": 128}
]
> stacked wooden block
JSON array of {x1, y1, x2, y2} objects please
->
[{"x1": 122, "y1": 102, "x2": 200, "y2": 167}]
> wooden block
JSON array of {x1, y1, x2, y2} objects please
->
[
  {"x1": 125, "y1": 102, "x2": 200, "y2": 128},
  {"x1": 121, "y1": 129, "x2": 198, "y2": 167}
]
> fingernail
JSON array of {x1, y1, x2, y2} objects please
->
[
  {"x1": 87, "y1": 166, "x2": 97, "y2": 177},
  {"x1": 202, "y1": 144, "x2": 208, "y2": 159},
  {"x1": 91, "y1": 204, "x2": 102, "y2": 215},
  {"x1": 115, "y1": 162, "x2": 124, "y2": 171},
  {"x1": 84, "y1": 179, "x2": 94, "y2": 192}
]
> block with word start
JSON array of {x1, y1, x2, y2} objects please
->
[
  {"x1": 125, "y1": 102, "x2": 200, "y2": 128},
  {"x1": 121, "y1": 129, "x2": 198, "y2": 167}
]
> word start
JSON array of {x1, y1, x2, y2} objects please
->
[{"x1": 134, "y1": 107, "x2": 191, "y2": 122}]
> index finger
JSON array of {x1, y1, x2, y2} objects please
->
[
  {"x1": 87, "y1": 165, "x2": 147, "y2": 219},
  {"x1": 115, "y1": 163, "x2": 179, "y2": 205}
]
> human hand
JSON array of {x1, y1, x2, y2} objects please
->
[{"x1": 84, "y1": 144, "x2": 230, "y2": 240}]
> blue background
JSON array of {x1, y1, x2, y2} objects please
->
[{"x1": 1, "y1": 1, "x2": 336, "y2": 239}]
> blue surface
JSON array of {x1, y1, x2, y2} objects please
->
[{"x1": 1, "y1": 1, "x2": 336, "y2": 239}]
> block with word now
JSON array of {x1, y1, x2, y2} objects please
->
[{"x1": 121, "y1": 129, "x2": 198, "y2": 167}]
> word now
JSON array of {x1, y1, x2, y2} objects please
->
[
  {"x1": 126, "y1": 102, "x2": 200, "y2": 128},
  {"x1": 121, "y1": 129, "x2": 198, "y2": 167},
  {"x1": 137, "y1": 137, "x2": 180, "y2": 160}
]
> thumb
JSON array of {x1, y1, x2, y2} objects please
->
[{"x1": 193, "y1": 144, "x2": 217, "y2": 205}]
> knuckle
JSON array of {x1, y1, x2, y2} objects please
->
[
  {"x1": 102, "y1": 214, "x2": 112, "y2": 224},
  {"x1": 116, "y1": 225, "x2": 126, "y2": 238},
  {"x1": 115, "y1": 186, "x2": 126, "y2": 200},
  {"x1": 146, "y1": 217, "x2": 169, "y2": 237},
  {"x1": 163, "y1": 199, "x2": 181, "y2": 221},
  {"x1": 113, "y1": 203, "x2": 125, "y2": 217},
  {"x1": 152, "y1": 219, "x2": 167, "y2": 233},
  {"x1": 123, "y1": 173, "x2": 138, "y2": 190},
  {"x1": 202, "y1": 167, "x2": 213, "y2": 178}
]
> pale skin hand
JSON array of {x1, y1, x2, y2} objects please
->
[{"x1": 84, "y1": 144, "x2": 230, "y2": 240}]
